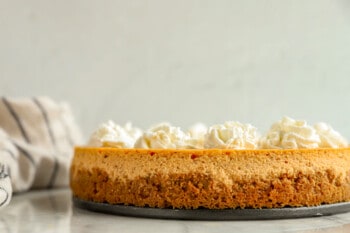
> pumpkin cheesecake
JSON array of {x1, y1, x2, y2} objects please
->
[{"x1": 70, "y1": 117, "x2": 350, "y2": 209}]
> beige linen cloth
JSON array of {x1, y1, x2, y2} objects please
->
[{"x1": 0, "y1": 96, "x2": 82, "y2": 209}]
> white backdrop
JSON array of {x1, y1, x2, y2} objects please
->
[{"x1": 1, "y1": 0, "x2": 350, "y2": 140}]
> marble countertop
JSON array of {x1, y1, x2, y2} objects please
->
[{"x1": 2, "y1": 189, "x2": 350, "y2": 233}]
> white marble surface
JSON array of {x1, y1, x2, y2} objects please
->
[{"x1": 2, "y1": 189, "x2": 350, "y2": 233}]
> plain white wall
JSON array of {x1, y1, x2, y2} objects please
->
[{"x1": 1, "y1": 0, "x2": 350, "y2": 140}]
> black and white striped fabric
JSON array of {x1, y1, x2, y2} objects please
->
[{"x1": 0, "y1": 96, "x2": 82, "y2": 209}]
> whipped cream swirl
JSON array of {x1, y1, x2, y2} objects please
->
[
  {"x1": 314, "y1": 122, "x2": 348, "y2": 148},
  {"x1": 186, "y1": 123, "x2": 208, "y2": 149},
  {"x1": 204, "y1": 121, "x2": 259, "y2": 149},
  {"x1": 260, "y1": 117, "x2": 348, "y2": 149},
  {"x1": 134, "y1": 123, "x2": 190, "y2": 149},
  {"x1": 260, "y1": 117, "x2": 320, "y2": 149},
  {"x1": 88, "y1": 121, "x2": 142, "y2": 148}
]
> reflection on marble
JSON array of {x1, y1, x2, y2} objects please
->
[
  {"x1": 0, "y1": 189, "x2": 71, "y2": 233},
  {"x1": 2, "y1": 189, "x2": 350, "y2": 233}
]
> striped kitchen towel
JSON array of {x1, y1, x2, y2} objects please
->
[{"x1": 0, "y1": 96, "x2": 82, "y2": 210}]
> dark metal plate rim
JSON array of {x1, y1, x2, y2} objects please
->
[{"x1": 73, "y1": 197, "x2": 350, "y2": 220}]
